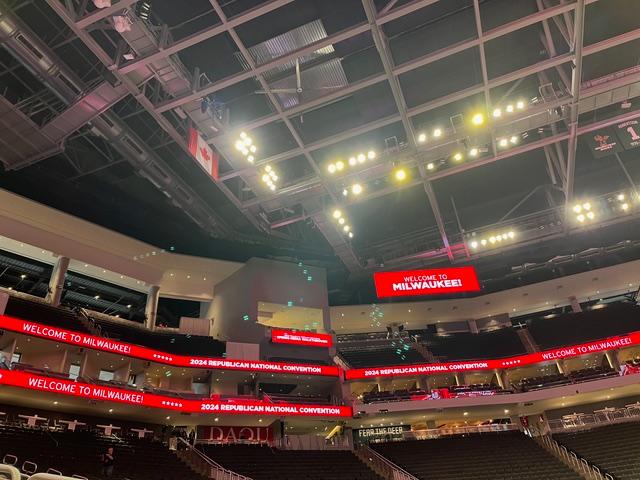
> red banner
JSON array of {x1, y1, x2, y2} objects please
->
[
  {"x1": 373, "y1": 266, "x2": 481, "y2": 298},
  {"x1": 0, "y1": 315, "x2": 339, "y2": 377},
  {"x1": 188, "y1": 126, "x2": 219, "y2": 181},
  {"x1": 197, "y1": 425, "x2": 274, "y2": 443},
  {"x1": 271, "y1": 329, "x2": 333, "y2": 348},
  {"x1": 345, "y1": 332, "x2": 640, "y2": 380},
  {"x1": 0, "y1": 370, "x2": 352, "y2": 417}
]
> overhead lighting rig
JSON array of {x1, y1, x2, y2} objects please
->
[
  {"x1": 261, "y1": 165, "x2": 278, "y2": 191},
  {"x1": 235, "y1": 131, "x2": 257, "y2": 163},
  {"x1": 327, "y1": 150, "x2": 376, "y2": 175},
  {"x1": 330, "y1": 209, "x2": 354, "y2": 239},
  {"x1": 468, "y1": 231, "x2": 516, "y2": 250},
  {"x1": 572, "y1": 201, "x2": 595, "y2": 223},
  {"x1": 492, "y1": 99, "x2": 527, "y2": 118}
]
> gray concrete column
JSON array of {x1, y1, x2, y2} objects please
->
[
  {"x1": 46, "y1": 256, "x2": 70, "y2": 306},
  {"x1": 467, "y1": 319, "x2": 479, "y2": 334},
  {"x1": 145, "y1": 285, "x2": 160, "y2": 330},
  {"x1": 568, "y1": 295, "x2": 582, "y2": 312}
]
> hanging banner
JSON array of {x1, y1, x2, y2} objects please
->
[
  {"x1": 271, "y1": 329, "x2": 333, "y2": 348},
  {"x1": 0, "y1": 315, "x2": 339, "y2": 377},
  {"x1": 583, "y1": 127, "x2": 624, "y2": 158},
  {"x1": 0, "y1": 370, "x2": 352, "y2": 418},
  {"x1": 188, "y1": 126, "x2": 219, "y2": 180},
  {"x1": 614, "y1": 119, "x2": 640, "y2": 150},
  {"x1": 374, "y1": 266, "x2": 481, "y2": 298},
  {"x1": 345, "y1": 332, "x2": 640, "y2": 379}
]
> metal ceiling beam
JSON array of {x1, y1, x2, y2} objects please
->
[
  {"x1": 564, "y1": 0, "x2": 586, "y2": 206},
  {"x1": 117, "y1": 0, "x2": 293, "y2": 74},
  {"x1": 75, "y1": 0, "x2": 139, "y2": 28}
]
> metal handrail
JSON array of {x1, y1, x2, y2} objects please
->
[
  {"x1": 537, "y1": 434, "x2": 607, "y2": 480},
  {"x1": 177, "y1": 438, "x2": 253, "y2": 480},
  {"x1": 357, "y1": 444, "x2": 419, "y2": 480}
]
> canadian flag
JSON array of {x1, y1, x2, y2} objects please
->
[{"x1": 188, "y1": 127, "x2": 219, "y2": 181}]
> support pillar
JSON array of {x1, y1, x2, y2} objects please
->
[
  {"x1": 145, "y1": 285, "x2": 160, "y2": 330},
  {"x1": 46, "y1": 256, "x2": 70, "y2": 307},
  {"x1": 555, "y1": 360, "x2": 566, "y2": 374},
  {"x1": 568, "y1": 295, "x2": 582, "y2": 313},
  {"x1": 494, "y1": 369, "x2": 504, "y2": 389},
  {"x1": 454, "y1": 373, "x2": 463, "y2": 386},
  {"x1": 605, "y1": 350, "x2": 620, "y2": 371},
  {"x1": 467, "y1": 319, "x2": 479, "y2": 334}
]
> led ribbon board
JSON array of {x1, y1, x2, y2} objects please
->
[
  {"x1": 345, "y1": 332, "x2": 640, "y2": 379},
  {"x1": 374, "y1": 266, "x2": 481, "y2": 298},
  {"x1": 0, "y1": 315, "x2": 339, "y2": 377},
  {"x1": 271, "y1": 329, "x2": 333, "y2": 348},
  {"x1": 0, "y1": 370, "x2": 352, "y2": 417}
]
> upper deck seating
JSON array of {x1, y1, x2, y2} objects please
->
[{"x1": 420, "y1": 328, "x2": 526, "y2": 361}]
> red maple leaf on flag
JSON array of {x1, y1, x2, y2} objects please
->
[{"x1": 199, "y1": 146, "x2": 211, "y2": 162}]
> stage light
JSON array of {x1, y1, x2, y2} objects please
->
[
  {"x1": 469, "y1": 148, "x2": 479, "y2": 157},
  {"x1": 241, "y1": 148, "x2": 249, "y2": 156},
  {"x1": 367, "y1": 150, "x2": 376, "y2": 160},
  {"x1": 510, "y1": 135, "x2": 519, "y2": 144},
  {"x1": 240, "y1": 132, "x2": 247, "y2": 139},
  {"x1": 498, "y1": 138, "x2": 508, "y2": 148},
  {"x1": 433, "y1": 128, "x2": 442, "y2": 138},
  {"x1": 342, "y1": 189, "x2": 348, "y2": 196},
  {"x1": 622, "y1": 203, "x2": 629, "y2": 211},
  {"x1": 573, "y1": 204, "x2": 582, "y2": 213},
  {"x1": 332, "y1": 209, "x2": 342, "y2": 219},
  {"x1": 343, "y1": 225, "x2": 351, "y2": 232},
  {"x1": 418, "y1": 133, "x2": 427, "y2": 143},
  {"x1": 335, "y1": 161, "x2": 345, "y2": 171},
  {"x1": 247, "y1": 155, "x2": 254, "y2": 163},
  {"x1": 348, "y1": 231, "x2": 354, "y2": 239},
  {"x1": 583, "y1": 202, "x2": 591, "y2": 211},
  {"x1": 265, "y1": 165, "x2": 272, "y2": 173},
  {"x1": 327, "y1": 164, "x2": 336, "y2": 174},
  {"x1": 508, "y1": 231, "x2": 515, "y2": 239},
  {"x1": 586, "y1": 211, "x2": 595, "y2": 220},
  {"x1": 470, "y1": 241, "x2": 478, "y2": 249},
  {"x1": 349, "y1": 157, "x2": 357, "y2": 166},
  {"x1": 394, "y1": 168, "x2": 407, "y2": 181},
  {"x1": 617, "y1": 193, "x2": 625, "y2": 201},
  {"x1": 506, "y1": 104, "x2": 514, "y2": 113},
  {"x1": 249, "y1": 145, "x2": 257, "y2": 153},
  {"x1": 492, "y1": 108, "x2": 502, "y2": 118},
  {"x1": 427, "y1": 162, "x2": 435, "y2": 170},
  {"x1": 243, "y1": 136, "x2": 252, "y2": 146},
  {"x1": 471, "y1": 113, "x2": 485, "y2": 126},
  {"x1": 351, "y1": 183, "x2": 363, "y2": 195},
  {"x1": 516, "y1": 100, "x2": 525, "y2": 110},
  {"x1": 357, "y1": 153, "x2": 366, "y2": 164},
  {"x1": 262, "y1": 174, "x2": 269, "y2": 182},
  {"x1": 489, "y1": 236, "x2": 496, "y2": 244},
  {"x1": 235, "y1": 140, "x2": 244, "y2": 151},
  {"x1": 577, "y1": 214, "x2": 585, "y2": 222},
  {"x1": 481, "y1": 239, "x2": 487, "y2": 246},
  {"x1": 338, "y1": 217, "x2": 345, "y2": 225},
  {"x1": 453, "y1": 152, "x2": 463, "y2": 162},
  {"x1": 269, "y1": 184, "x2": 276, "y2": 191}
]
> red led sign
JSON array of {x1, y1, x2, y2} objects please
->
[
  {"x1": 373, "y1": 266, "x2": 481, "y2": 298},
  {"x1": 271, "y1": 329, "x2": 333, "y2": 348},
  {"x1": 0, "y1": 315, "x2": 340, "y2": 377},
  {"x1": 345, "y1": 332, "x2": 640, "y2": 380},
  {"x1": 0, "y1": 370, "x2": 352, "y2": 417}
]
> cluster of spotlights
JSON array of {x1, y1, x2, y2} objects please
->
[
  {"x1": 492, "y1": 100, "x2": 527, "y2": 118},
  {"x1": 327, "y1": 150, "x2": 376, "y2": 174},
  {"x1": 342, "y1": 183, "x2": 364, "y2": 197},
  {"x1": 261, "y1": 165, "x2": 278, "y2": 191},
  {"x1": 417, "y1": 127, "x2": 444, "y2": 144},
  {"x1": 331, "y1": 209, "x2": 354, "y2": 239},
  {"x1": 611, "y1": 192, "x2": 631, "y2": 213},
  {"x1": 497, "y1": 135, "x2": 520, "y2": 148},
  {"x1": 573, "y1": 202, "x2": 595, "y2": 223},
  {"x1": 235, "y1": 132, "x2": 257, "y2": 163},
  {"x1": 469, "y1": 231, "x2": 516, "y2": 250}
]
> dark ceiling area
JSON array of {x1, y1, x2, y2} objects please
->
[{"x1": 1, "y1": 0, "x2": 640, "y2": 305}]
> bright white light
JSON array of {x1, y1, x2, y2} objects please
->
[
  {"x1": 335, "y1": 161, "x2": 345, "y2": 171},
  {"x1": 328, "y1": 164, "x2": 336, "y2": 174},
  {"x1": 351, "y1": 183, "x2": 363, "y2": 195},
  {"x1": 471, "y1": 113, "x2": 484, "y2": 126},
  {"x1": 367, "y1": 150, "x2": 376, "y2": 160},
  {"x1": 583, "y1": 202, "x2": 591, "y2": 211},
  {"x1": 262, "y1": 174, "x2": 269, "y2": 182},
  {"x1": 617, "y1": 193, "x2": 625, "y2": 201},
  {"x1": 338, "y1": 217, "x2": 345, "y2": 225},
  {"x1": 240, "y1": 132, "x2": 247, "y2": 139},
  {"x1": 510, "y1": 135, "x2": 519, "y2": 144},
  {"x1": 489, "y1": 236, "x2": 496, "y2": 244},
  {"x1": 342, "y1": 189, "x2": 348, "y2": 196},
  {"x1": 394, "y1": 169, "x2": 407, "y2": 181},
  {"x1": 269, "y1": 184, "x2": 276, "y2": 191},
  {"x1": 498, "y1": 138, "x2": 508, "y2": 148},
  {"x1": 357, "y1": 153, "x2": 366, "y2": 164},
  {"x1": 586, "y1": 211, "x2": 595, "y2": 220},
  {"x1": 235, "y1": 140, "x2": 244, "y2": 151},
  {"x1": 516, "y1": 100, "x2": 525, "y2": 110},
  {"x1": 622, "y1": 203, "x2": 630, "y2": 211},
  {"x1": 453, "y1": 152, "x2": 463, "y2": 162},
  {"x1": 243, "y1": 137, "x2": 252, "y2": 146},
  {"x1": 577, "y1": 214, "x2": 585, "y2": 222},
  {"x1": 348, "y1": 232, "x2": 354, "y2": 238},
  {"x1": 348, "y1": 157, "x2": 357, "y2": 166},
  {"x1": 506, "y1": 104, "x2": 514, "y2": 113},
  {"x1": 249, "y1": 145, "x2": 257, "y2": 153},
  {"x1": 343, "y1": 225, "x2": 351, "y2": 232},
  {"x1": 265, "y1": 165, "x2": 272, "y2": 173},
  {"x1": 496, "y1": 235, "x2": 503, "y2": 242},
  {"x1": 271, "y1": 174, "x2": 278, "y2": 181},
  {"x1": 247, "y1": 155, "x2": 254, "y2": 163},
  {"x1": 573, "y1": 204, "x2": 582, "y2": 213},
  {"x1": 469, "y1": 148, "x2": 479, "y2": 157},
  {"x1": 427, "y1": 162, "x2": 435, "y2": 170},
  {"x1": 492, "y1": 108, "x2": 502, "y2": 118},
  {"x1": 241, "y1": 148, "x2": 249, "y2": 156},
  {"x1": 418, "y1": 133, "x2": 427, "y2": 143},
  {"x1": 508, "y1": 231, "x2": 515, "y2": 239},
  {"x1": 332, "y1": 209, "x2": 342, "y2": 219},
  {"x1": 470, "y1": 241, "x2": 478, "y2": 249},
  {"x1": 481, "y1": 239, "x2": 487, "y2": 246},
  {"x1": 433, "y1": 128, "x2": 442, "y2": 138}
]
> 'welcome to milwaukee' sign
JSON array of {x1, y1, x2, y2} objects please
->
[{"x1": 374, "y1": 266, "x2": 481, "y2": 298}]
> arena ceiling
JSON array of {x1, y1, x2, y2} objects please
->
[{"x1": 1, "y1": 0, "x2": 640, "y2": 304}]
